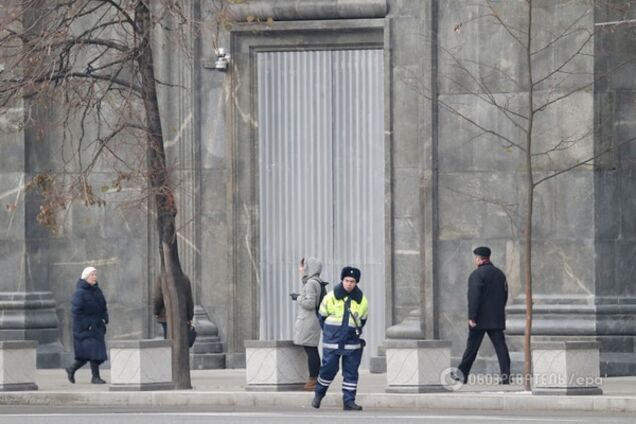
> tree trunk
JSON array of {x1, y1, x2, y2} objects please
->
[
  {"x1": 523, "y1": 167, "x2": 534, "y2": 392},
  {"x1": 134, "y1": 0, "x2": 191, "y2": 390},
  {"x1": 523, "y1": 0, "x2": 535, "y2": 392}
]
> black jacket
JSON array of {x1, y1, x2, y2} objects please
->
[
  {"x1": 152, "y1": 273, "x2": 194, "y2": 323},
  {"x1": 467, "y1": 263, "x2": 508, "y2": 330},
  {"x1": 71, "y1": 279, "x2": 109, "y2": 362}
]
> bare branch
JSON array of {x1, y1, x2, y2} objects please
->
[
  {"x1": 530, "y1": 7, "x2": 592, "y2": 57},
  {"x1": 38, "y1": 71, "x2": 141, "y2": 94},
  {"x1": 533, "y1": 136, "x2": 636, "y2": 187},
  {"x1": 438, "y1": 98, "x2": 527, "y2": 152},
  {"x1": 532, "y1": 31, "x2": 594, "y2": 88},
  {"x1": 96, "y1": 0, "x2": 139, "y2": 32},
  {"x1": 485, "y1": 1, "x2": 527, "y2": 48},
  {"x1": 533, "y1": 80, "x2": 594, "y2": 113}
]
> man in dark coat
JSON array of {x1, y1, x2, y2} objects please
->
[
  {"x1": 65, "y1": 266, "x2": 109, "y2": 384},
  {"x1": 153, "y1": 272, "x2": 194, "y2": 339},
  {"x1": 456, "y1": 246, "x2": 511, "y2": 384}
]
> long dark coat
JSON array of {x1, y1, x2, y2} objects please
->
[
  {"x1": 467, "y1": 262, "x2": 508, "y2": 330},
  {"x1": 71, "y1": 279, "x2": 109, "y2": 362}
]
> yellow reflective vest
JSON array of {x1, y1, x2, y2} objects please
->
[{"x1": 319, "y1": 283, "x2": 368, "y2": 352}]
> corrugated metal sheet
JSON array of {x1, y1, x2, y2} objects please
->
[{"x1": 257, "y1": 49, "x2": 385, "y2": 367}]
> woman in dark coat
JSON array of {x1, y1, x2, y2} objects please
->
[{"x1": 65, "y1": 266, "x2": 109, "y2": 384}]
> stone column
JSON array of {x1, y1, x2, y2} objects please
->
[
  {"x1": 377, "y1": 0, "x2": 438, "y2": 371},
  {"x1": 0, "y1": 96, "x2": 64, "y2": 368},
  {"x1": 150, "y1": 2, "x2": 228, "y2": 368}
]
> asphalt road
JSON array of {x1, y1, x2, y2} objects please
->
[{"x1": 0, "y1": 407, "x2": 635, "y2": 424}]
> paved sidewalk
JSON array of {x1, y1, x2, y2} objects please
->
[{"x1": 0, "y1": 370, "x2": 635, "y2": 414}]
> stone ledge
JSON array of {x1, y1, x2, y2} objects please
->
[
  {"x1": 0, "y1": 341, "x2": 38, "y2": 350},
  {"x1": 533, "y1": 341, "x2": 599, "y2": 350},
  {"x1": 532, "y1": 387, "x2": 603, "y2": 396},
  {"x1": 385, "y1": 385, "x2": 448, "y2": 393},
  {"x1": 109, "y1": 340, "x2": 171, "y2": 349},
  {"x1": 244, "y1": 383, "x2": 305, "y2": 392},
  {"x1": 0, "y1": 392, "x2": 635, "y2": 413},
  {"x1": 109, "y1": 382, "x2": 176, "y2": 392},
  {"x1": 0, "y1": 383, "x2": 38, "y2": 392},
  {"x1": 228, "y1": 0, "x2": 388, "y2": 21},
  {"x1": 385, "y1": 340, "x2": 452, "y2": 349},
  {"x1": 244, "y1": 340, "x2": 296, "y2": 348}
]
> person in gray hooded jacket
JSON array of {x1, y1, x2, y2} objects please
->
[{"x1": 292, "y1": 257, "x2": 327, "y2": 391}]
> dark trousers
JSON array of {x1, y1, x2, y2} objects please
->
[
  {"x1": 457, "y1": 329, "x2": 510, "y2": 383},
  {"x1": 303, "y1": 346, "x2": 321, "y2": 378},
  {"x1": 315, "y1": 348, "x2": 362, "y2": 405},
  {"x1": 69, "y1": 360, "x2": 102, "y2": 378}
]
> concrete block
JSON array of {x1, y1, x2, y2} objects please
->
[
  {"x1": 532, "y1": 341, "x2": 602, "y2": 395},
  {"x1": 244, "y1": 340, "x2": 307, "y2": 391},
  {"x1": 385, "y1": 339, "x2": 452, "y2": 392},
  {"x1": 0, "y1": 341, "x2": 38, "y2": 391},
  {"x1": 109, "y1": 340, "x2": 174, "y2": 391}
]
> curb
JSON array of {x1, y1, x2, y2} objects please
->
[{"x1": 1, "y1": 391, "x2": 635, "y2": 413}]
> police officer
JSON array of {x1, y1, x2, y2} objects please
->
[
  {"x1": 312, "y1": 266, "x2": 368, "y2": 411},
  {"x1": 456, "y1": 246, "x2": 511, "y2": 384}
]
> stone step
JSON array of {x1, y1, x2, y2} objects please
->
[
  {"x1": 192, "y1": 341, "x2": 224, "y2": 354},
  {"x1": 190, "y1": 353, "x2": 226, "y2": 370}
]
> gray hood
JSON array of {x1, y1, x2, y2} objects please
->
[{"x1": 302, "y1": 257, "x2": 322, "y2": 282}]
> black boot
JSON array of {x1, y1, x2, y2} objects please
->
[
  {"x1": 311, "y1": 395, "x2": 323, "y2": 409},
  {"x1": 65, "y1": 360, "x2": 84, "y2": 384},
  {"x1": 90, "y1": 361, "x2": 106, "y2": 384},
  {"x1": 343, "y1": 402, "x2": 363, "y2": 411}
]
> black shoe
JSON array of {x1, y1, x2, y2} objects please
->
[
  {"x1": 65, "y1": 367, "x2": 75, "y2": 384},
  {"x1": 343, "y1": 402, "x2": 363, "y2": 411},
  {"x1": 91, "y1": 376, "x2": 106, "y2": 384},
  {"x1": 311, "y1": 395, "x2": 322, "y2": 409}
]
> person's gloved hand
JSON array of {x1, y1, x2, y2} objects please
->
[{"x1": 289, "y1": 293, "x2": 300, "y2": 301}]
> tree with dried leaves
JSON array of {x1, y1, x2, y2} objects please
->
[{"x1": 0, "y1": 0, "x2": 235, "y2": 389}]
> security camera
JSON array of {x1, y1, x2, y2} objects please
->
[{"x1": 214, "y1": 48, "x2": 230, "y2": 71}]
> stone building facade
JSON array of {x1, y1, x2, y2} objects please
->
[{"x1": 0, "y1": 0, "x2": 634, "y2": 374}]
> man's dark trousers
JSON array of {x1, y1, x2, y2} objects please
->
[{"x1": 457, "y1": 328, "x2": 510, "y2": 383}]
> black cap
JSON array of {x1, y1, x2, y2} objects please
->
[
  {"x1": 340, "y1": 266, "x2": 361, "y2": 283},
  {"x1": 473, "y1": 246, "x2": 491, "y2": 257}
]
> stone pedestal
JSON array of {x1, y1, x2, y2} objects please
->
[
  {"x1": 109, "y1": 340, "x2": 175, "y2": 391},
  {"x1": 385, "y1": 339, "x2": 451, "y2": 393},
  {"x1": 369, "y1": 344, "x2": 386, "y2": 373},
  {"x1": 0, "y1": 341, "x2": 38, "y2": 391},
  {"x1": 532, "y1": 341, "x2": 603, "y2": 395},
  {"x1": 0, "y1": 292, "x2": 64, "y2": 368},
  {"x1": 373, "y1": 309, "x2": 429, "y2": 374},
  {"x1": 189, "y1": 306, "x2": 226, "y2": 369},
  {"x1": 244, "y1": 340, "x2": 307, "y2": 391}
]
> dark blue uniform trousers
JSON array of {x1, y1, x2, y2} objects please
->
[
  {"x1": 315, "y1": 348, "x2": 362, "y2": 405},
  {"x1": 457, "y1": 328, "x2": 511, "y2": 383}
]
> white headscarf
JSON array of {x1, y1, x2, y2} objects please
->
[{"x1": 81, "y1": 266, "x2": 97, "y2": 280}]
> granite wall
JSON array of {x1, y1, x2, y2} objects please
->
[{"x1": 1, "y1": 0, "x2": 634, "y2": 374}]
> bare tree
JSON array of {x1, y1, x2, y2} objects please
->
[
  {"x1": 0, "y1": 0, "x2": 234, "y2": 389},
  {"x1": 403, "y1": 0, "x2": 635, "y2": 390}
]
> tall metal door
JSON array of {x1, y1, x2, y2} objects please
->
[{"x1": 257, "y1": 49, "x2": 385, "y2": 366}]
